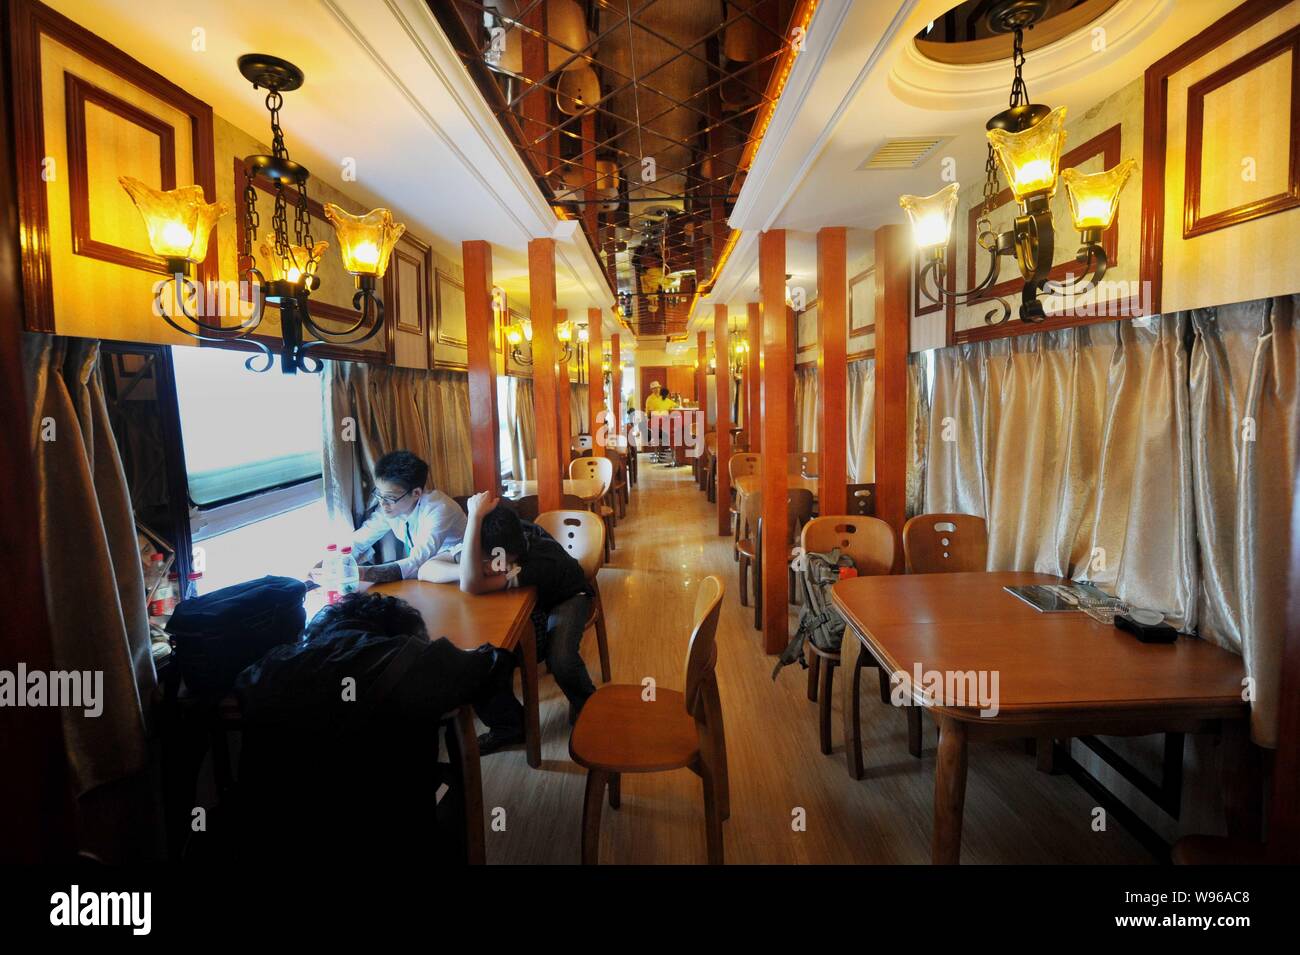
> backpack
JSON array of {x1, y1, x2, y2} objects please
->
[
  {"x1": 772, "y1": 548, "x2": 856, "y2": 679},
  {"x1": 166, "y1": 575, "x2": 306, "y2": 696}
]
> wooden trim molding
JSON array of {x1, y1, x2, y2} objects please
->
[
  {"x1": 64, "y1": 73, "x2": 177, "y2": 275},
  {"x1": 435, "y1": 268, "x2": 468, "y2": 349},
  {"x1": 1183, "y1": 24, "x2": 1300, "y2": 239},
  {"x1": 849, "y1": 265, "x2": 876, "y2": 332},
  {"x1": 1141, "y1": 0, "x2": 1296, "y2": 316},
  {"x1": 9, "y1": 0, "x2": 217, "y2": 333},
  {"x1": 389, "y1": 237, "x2": 430, "y2": 337}
]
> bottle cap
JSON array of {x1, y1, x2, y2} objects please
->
[
  {"x1": 326, "y1": 543, "x2": 338, "y2": 551},
  {"x1": 341, "y1": 546, "x2": 352, "y2": 554},
  {"x1": 187, "y1": 571, "x2": 203, "y2": 580},
  {"x1": 150, "y1": 552, "x2": 164, "y2": 562}
]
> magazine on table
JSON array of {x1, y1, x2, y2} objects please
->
[{"x1": 1003, "y1": 581, "x2": 1123, "y2": 613}]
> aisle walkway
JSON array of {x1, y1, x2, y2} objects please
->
[{"x1": 477, "y1": 458, "x2": 1151, "y2": 864}]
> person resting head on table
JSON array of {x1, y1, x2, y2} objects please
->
[
  {"x1": 457, "y1": 490, "x2": 596, "y2": 754},
  {"x1": 348, "y1": 450, "x2": 467, "y2": 584}
]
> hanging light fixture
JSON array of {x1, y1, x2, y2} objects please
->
[
  {"x1": 504, "y1": 314, "x2": 580, "y2": 366},
  {"x1": 121, "y1": 54, "x2": 405, "y2": 373},
  {"x1": 899, "y1": 1, "x2": 1137, "y2": 325}
]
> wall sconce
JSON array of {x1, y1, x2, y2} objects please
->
[{"x1": 505, "y1": 316, "x2": 583, "y2": 366}]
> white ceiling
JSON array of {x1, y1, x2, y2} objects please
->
[
  {"x1": 49, "y1": 0, "x2": 621, "y2": 333},
  {"x1": 692, "y1": 0, "x2": 1236, "y2": 332}
]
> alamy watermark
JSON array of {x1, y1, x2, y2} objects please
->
[{"x1": 1, "y1": 664, "x2": 103, "y2": 717}]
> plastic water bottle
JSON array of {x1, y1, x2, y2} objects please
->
[
  {"x1": 323, "y1": 543, "x2": 341, "y2": 605},
  {"x1": 338, "y1": 546, "x2": 360, "y2": 598}
]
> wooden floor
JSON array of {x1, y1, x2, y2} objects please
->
[{"x1": 477, "y1": 458, "x2": 1153, "y2": 864}]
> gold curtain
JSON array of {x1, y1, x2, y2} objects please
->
[
  {"x1": 22, "y1": 335, "x2": 153, "y2": 794},
  {"x1": 922, "y1": 298, "x2": 1298, "y2": 746},
  {"x1": 794, "y1": 365, "x2": 820, "y2": 453},
  {"x1": 571, "y1": 382, "x2": 589, "y2": 435},
  {"x1": 505, "y1": 375, "x2": 537, "y2": 481},
  {"x1": 847, "y1": 358, "x2": 875, "y2": 482}
]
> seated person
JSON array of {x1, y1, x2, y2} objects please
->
[
  {"x1": 457, "y1": 491, "x2": 595, "y2": 753},
  {"x1": 350, "y1": 450, "x2": 466, "y2": 583},
  {"x1": 231, "y1": 592, "x2": 510, "y2": 861}
]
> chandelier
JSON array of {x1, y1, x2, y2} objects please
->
[
  {"x1": 120, "y1": 54, "x2": 405, "y2": 373},
  {"x1": 504, "y1": 311, "x2": 588, "y2": 367},
  {"x1": 899, "y1": 1, "x2": 1136, "y2": 325}
]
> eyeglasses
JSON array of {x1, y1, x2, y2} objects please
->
[{"x1": 372, "y1": 488, "x2": 414, "y2": 507}]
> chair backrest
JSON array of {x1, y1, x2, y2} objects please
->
[
  {"x1": 788, "y1": 451, "x2": 819, "y2": 477},
  {"x1": 683, "y1": 575, "x2": 725, "y2": 718},
  {"x1": 507, "y1": 494, "x2": 540, "y2": 523},
  {"x1": 801, "y1": 515, "x2": 896, "y2": 576},
  {"x1": 569, "y1": 454, "x2": 613, "y2": 494},
  {"x1": 704, "y1": 432, "x2": 717, "y2": 454},
  {"x1": 572, "y1": 433, "x2": 593, "y2": 451},
  {"x1": 605, "y1": 448, "x2": 627, "y2": 485},
  {"x1": 535, "y1": 509, "x2": 604, "y2": 579},
  {"x1": 728, "y1": 451, "x2": 761, "y2": 481},
  {"x1": 903, "y1": 513, "x2": 988, "y2": 573},
  {"x1": 846, "y1": 483, "x2": 875, "y2": 516},
  {"x1": 452, "y1": 494, "x2": 470, "y2": 513}
]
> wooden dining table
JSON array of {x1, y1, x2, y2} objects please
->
[
  {"x1": 732, "y1": 473, "x2": 819, "y2": 538},
  {"x1": 371, "y1": 579, "x2": 544, "y2": 768},
  {"x1": 503, "y1": 477, "x2": 605, "y2": 503},
  {"x1": 831, "y1": 571, "x2": 1249, "y2": 864}
]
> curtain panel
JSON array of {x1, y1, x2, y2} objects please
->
[
  {"x1": 505, "y1": 375, "x2": 537, "y2": 481},
  {"x1": 921, "y1": 298, "x2": 1297, "y2": 746},
  {"x1": 22, "y1": 335, "x2": 154, "y2": 794},
  {"x1": 794, "y1": 365, "x2": 820, "y2": 453},
  {"x1": 847, "y1": 358, "x2": 875, "y2": 483},
  {"x1": 571, "y1": 382, "x2": 589, "y2": 436},
  {"x1": 322, "y1": 362, "x2": 474, "y2": 545}
]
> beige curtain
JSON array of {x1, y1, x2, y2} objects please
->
[
  {"x1": 906, "y1": 354, "x2": 929, "y2": 517},
  {"x1": 322, "y1": 361, "x2": 473, "y2": 539},
  {"x1": 505, "y1": 375, "x2": 537, "y2": 481},
  {"x1": 23, "y1": 335, "x2": 153, "y2": 794},
  {"x1": 922, "y1": 298, "x2": 1297, "y2": 746},
  {"x1": 571, "y1": 382, "x2": 589, "y2": 435},
  {"x1": 847, "y1": 358, "x2": 875, "y2": 482},
  {"x1": 794, "y1": 365, "x2": 820, "y2": 453}
]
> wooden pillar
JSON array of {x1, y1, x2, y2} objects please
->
[
  {"x1": 520, "y1": 4, "x2": 550, "y2": 178},
  {"x1": 747, "y1": 301, "x2": 761, "y2": 451},
  {"x1": 587, "y1": 308, "x2": 605, "y2": 457},
  {"x1": 581, "y1": 112, "x2": 598, "y2": 250},
  {"x1": 786, "y1": 305, "x2": 797, "y2": 446},
  {"x1": 556, "y1": 308, "x2": 572, "y2": 467},
  {"x1": 759, "y1": 230, "x2": 789, "y2": 653},
  {"x1": 610, "y1": 332, "x2": 622, "y2": 438},
  {"x1": 817, "y1": 226, "x2": 848, "y2": 516},
  {"x1": 873, "y1": 223, "x2": 911, "y2": 560},
  {"x1": 696, "y1": 329, "x2": 708, "y2": 441},
  {"x1": 529, "y1": 238, "x2": 563, "y2": 512},
  {"x1": 714, "y1": 304, "x2": 732, "y2": 536},
  {"x1": 462, "y1": 241, "x2": 500, "y2": 495}
]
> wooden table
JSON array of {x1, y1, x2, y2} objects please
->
[
  {"x1": 831, "y1": 571, "x2": 1249, "y2": 864},
  {"x1": 732, "y1": 473, "x2": 818, "y2": 538},
  {"x1": 372, "y1": 580, "x2": 544, "y2": 768},
  {"x1": 503, "y1": 477, "x2": 605, "y2": 504}
]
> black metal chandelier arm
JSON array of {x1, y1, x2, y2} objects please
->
[
  {"x1": 918, "y1": 242, "x2": 1004, "y2": 305},
  {"x1": 297, "y1": 288, "x2": 386, "y2": 348},
  {"x1": 1044, "y1": 242, "x2": 1108, "y2": 298},
  {"x1": 1019, "y1": 280, "x2": 1049, "y2": 323},
  {"x1": 155, "y1": 273, "x2": 265, "y2": 338},
  {"x1": 982, "y1": 296, "x2": 1014, "y2": 326}
]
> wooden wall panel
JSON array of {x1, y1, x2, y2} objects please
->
[{"x1": 387, "y1": 232, "x2": 431, "y2": 370}]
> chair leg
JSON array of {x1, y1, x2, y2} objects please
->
[
  {"x1": 738, "y1": 554, "x2": 749, "y2": 606},
  {"x1": 807, "y1": 650, "x2": 820, "y2": 702},
  {"x1": 907, "y1": 706, "x2": 923, "y2": 758},
  {"x1": 700, "y1": 762, "x2": 725, "y2": 865},
  {"x1": 581, "y1": 769, "x2": 607, "y2": 865},
  {"x1": 846, "y1": 651, "x2": 865, "y2": 780},
  {"x1": 606, "y1": 516, "x2": 616, "y2": 550},
  {"x1": 752, "y1": 559, "x2": 762, "y2": 631},
  {"x1": 608, "y1": 772, "x2": 621, "y2": 809},
  {"x1": 877, "y1": 665, "x2": 891, "y2": 705},
  {"x1": 818, "y1": 657, "x2": 837, "y2": 756},
  {"x1": 592, "y1": 587, "x2": 611, "y2": 683}
]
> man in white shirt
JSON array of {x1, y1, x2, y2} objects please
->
[{"x1": 350, "y1": 451, "x2": 467, "y2": 583}]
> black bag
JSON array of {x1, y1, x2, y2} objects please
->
[
  {"x1": 772, "y1": 548, "x2": 856, "y2": 679},
  {"x1": 167, "y1": 575, "x2": 306, "y2": 696}
]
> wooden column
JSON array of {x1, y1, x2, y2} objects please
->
[
  {"x1": 759, "y1": 230, "x2": 789, "y2": 653},
  {"x1": 786, "y1": 305, "x2": 797, "y2": 446},
  {"x1": 747, "y1": 301, "x2": 761, "y2": 451},
  {"x1": 714, "y1": 304, "x2": 732, "y2": 536},
  {"x1": 696, "y1": 330, "x2": 708, "y2": 447},
  {"x1": 529, "y1": 238, "x2": 563, "y2": 512},
  {"x1": 610, "y1": 332, "x2": 622, "y2": 438},
  {"x1": 873, "y1": 223, "x2": 911, "y2": 559},
  {"x1": 817, "y1": 226, "x2": 848, "y2": 516},
  {"x1": 519, "y1": 4, "x2": 550, "y2": 178},
  {"x1": 586, "y1": 308, "x2": 605, "y2": 457},
  {"x1": 462, "y1": 240, "x2": 500, "y2": 495},
  {"x1": 556, "y1": 308, "x2": 572, "y2": 467}
]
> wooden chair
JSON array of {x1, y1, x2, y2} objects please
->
[
  {"x1": 505, "y1": 494, "x2": 540, "y2": 523},
  {"x1": 569, "y1": 456, "x2": 617, "y2": 559},
  {"x1": 605, "y1": 449, "x2": 630, "y2": 518},
  {"x1": 727, "y1": 452, "x2": 761, "y2": 560},
  {"x1": 535, "y1": 510, "x2": 612, "y2": 683},
  {"x1": 788, "y1": 451, "x2": 819, "y2": 478},
  {"x1": 845, "y1": 483, "x2": 875, "y2": 516},
  {"x1": 903, "y1": 513, "x2": 988, "y2": 573},
  {"x1": 452, "y1": 494, "x2": 470, "y2": 513},
  {"x1": 569, "y1": 576, "x2": 728, "y2": 864},
  {"x1": 798, "y1": 516, "x2": 897, "y2": 768},
  {"x1": 739, "y1": 488, "x2": 815, "y2": 632}
]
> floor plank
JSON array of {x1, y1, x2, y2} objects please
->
[{"x1": 475, "y1": 458, "x2": 1153, "y2": 865}]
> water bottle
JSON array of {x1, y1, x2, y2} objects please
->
[
  {"x1": 322, "y1": 543, "x2": 341, "y2": 605},
  {"x1": 338, "y1": 546, "x2": 360, "y2": 598}
]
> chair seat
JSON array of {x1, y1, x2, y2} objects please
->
[
  {"x1": 569, "y1": 685, "x2": 699, "y2": 773},
  {"x1": 806, "y1": 642, "x2": 841, "y2": 662}
]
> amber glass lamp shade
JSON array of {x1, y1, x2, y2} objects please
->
[
  {"x1": 119, "y1": 177, "x2": 230, "y2": 263},
  {"x1": 323, "y1": 203, "x2": 405, "y2": 277},
  {"x1": 258, "y1": 235, "x2": 329, "y2": 285},
  {"x1": 1061, "y1": 158, "x2": 1137, "y2": 231},
  {"x1": 577, "y1": 324, "x2": 590, "y2": 344},
  {"x1": 557, "y1": 321, "x2": 573, "y2": 344},
  {"x1": 987, "y1": 105, "x2": 1067, "y2": 202},
  {"x1": 506, "y1": 324, "x2": 524, "y2": 347},
  {"x1": 899, "y1": 182, "x2": 960, "y2": 251}
]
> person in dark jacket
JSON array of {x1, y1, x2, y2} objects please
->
[{"x1": 229, "y1": 592, "x2": 508, "y2": 861}]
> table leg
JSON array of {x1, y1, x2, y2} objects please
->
[
  {"x1": 933, "y1": 715, "x2": 968, "y2": 865},
  {"x1": 518, "y1": 625, "x2": 542, "y2": 768}
]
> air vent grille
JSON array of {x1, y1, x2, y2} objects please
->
[{"x1": 858, "y1": 136, "x2": 951, "y2": 170}]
